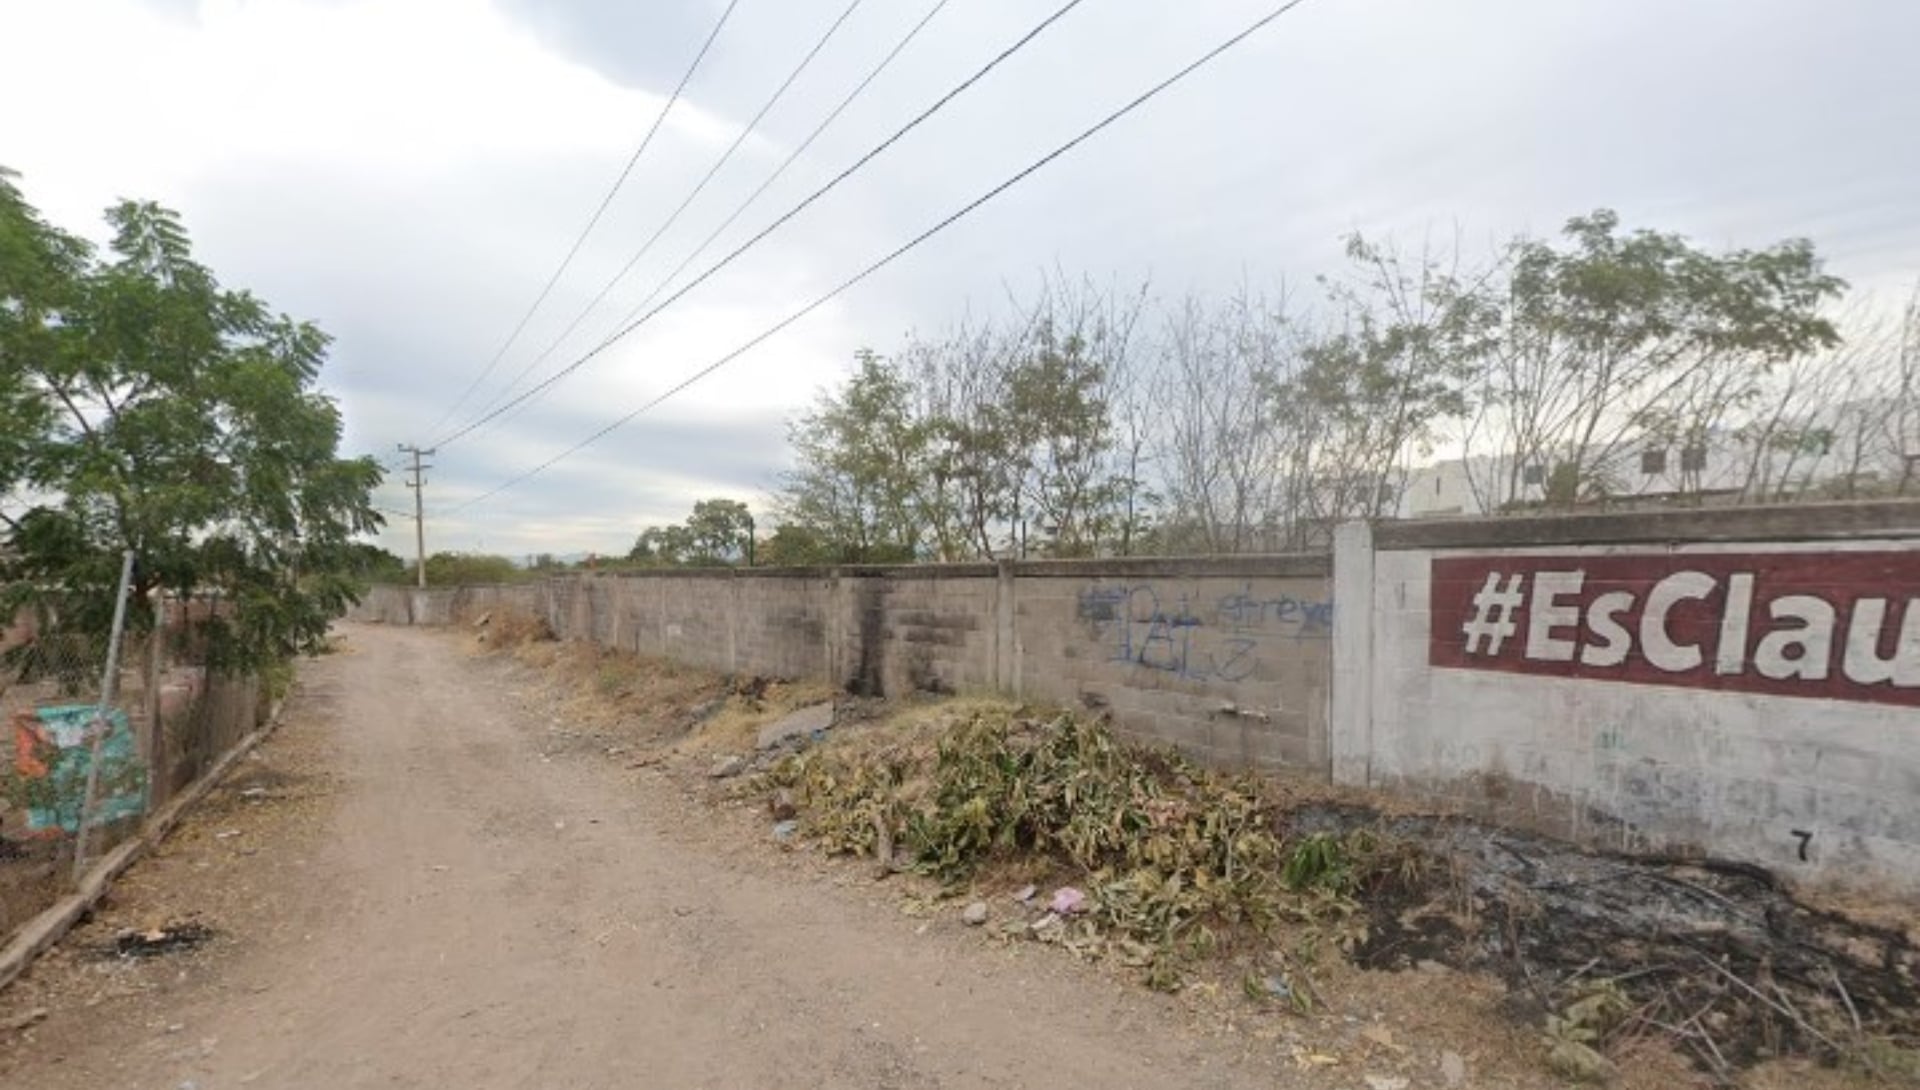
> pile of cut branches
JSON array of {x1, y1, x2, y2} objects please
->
[{"x1": 767, "y1": 709, "x2": 1418, "y2": 982}]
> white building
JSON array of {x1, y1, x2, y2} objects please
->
[{"x1": 1394, "y1": 402, "x2": 1918, "y2": 519}]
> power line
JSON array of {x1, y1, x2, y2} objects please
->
[
  {"x1": 446, "y1": 0, "x2": 1320, "y2": 514},
  {"x1": 610, "y1": 0, "x2": 953, "y2": 337},
  {"x1": 465, "y1": 0, "x2": 871, "y2": 430},
  {"x1": 430, "y1": 0, "x2": 1090, "y2": 451},
  {"x1": 422, "y1": 0, "x2": 743, "y2": 437},
  {"x1": 468, "y1": 0, "x2": 951, "y2": 437}
]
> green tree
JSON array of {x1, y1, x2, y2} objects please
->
[
  {"x1": 628, "y1": 524, "x2": 693, "y2": 566},
  {"x1": 0, "y1": 170, "x2": 380, "y2": 669},
  {"x1": 346, "y1": 543, "x2": 408, "y2": 584},
  {"x1": 909, "y1": 275, "x2": 1146, "y2": 559},
  {"x1": 909, "y1": 327, "x2": 1024, "y2": 560},
  {"x1": 420, "y1": 552, "x2": 521, "y2": 585},
  {"x1": 775, "y1": 351, "x2": 924, "y2": 562},
  {"x1": 1006, "y1": 324, "x2": 1119, "y2": 556},
  {"x1": 757, "y1": 524, "x2": 835, "y2": 566},
  {"x1": 626, "y1": 499, "x2": 756, "y2": 567},
  {"x1": 1276, "y1": 233, "x2": 1490, "y2": 538},
  {"x1": 1466, "y1": 209, "x2": 1844, "y2": 509},
  {"x1": 684, "y1": 498, "x2": 752, "y2": 565}
]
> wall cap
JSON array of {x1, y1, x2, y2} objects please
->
[
  {"x1": 1370, "y1": 499, "x2": 1920, "y2": 551},
  {"x1": 509, "y1": 555, "x2": 1337, "y2": 582}
]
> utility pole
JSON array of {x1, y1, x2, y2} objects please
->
[{"x1": 398, "y1": 444, "x2": 436, "y2": 588}]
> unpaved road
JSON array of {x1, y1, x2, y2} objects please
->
[{"x1": 0, "y1": 624, "x2": 1309, "y2": 1089}]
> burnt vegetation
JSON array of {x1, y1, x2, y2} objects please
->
[{"x1": 764, "y1": 709, "x2": 1919, "y2": 1081}]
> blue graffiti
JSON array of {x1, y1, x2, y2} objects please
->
[
  {"x1": 1080, "y1": 582, "x2": 1333, "y2": 682},
  {"x1": 1215, "y1": 637, "x2": 1259, "y2": 681},
  {"x1": 1217, "y1": 586, "x2": 1334, "y2": 640},
  {"x1": 1123, "y1": 586, "x2": 1201, "y2": 674},
  {"x1": 1076, "y1": 585, "x2": 1132, "y2": 623}
]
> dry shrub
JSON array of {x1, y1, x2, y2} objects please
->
[
  {"x1": 496, "y1": 632, "x2": 836, "y2": 754},
  {"x1": 680, "y1": 675, "x2": 838, "y2": 755},
  {"x1": 769, "y1": 707, "x2": 1417, "y2": 981},
  {"x1": 472, "y1": 609, "x2": 553, "y2": 652}
]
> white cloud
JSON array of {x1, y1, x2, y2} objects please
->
[
  {"x1": 2, "y1": 0, "x2": 859, "y2": 557},
  {"x1": 5, "y1": 0, "x2": 1918, "y2": 560}
]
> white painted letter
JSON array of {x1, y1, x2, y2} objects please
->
[
  {"x1": 1753, "y1": 594, "x2": 1837, "y2": 680},
  {"x1": 1581, "y1": 591, "x2": 1635, "y2": 667},
  {"x1": 1640, "y1": 571, "x2": 1715, "y2": 673},
  {"x1": 1526, "y1": 570, "x2": 1585, "y2": 662},
  {"x1": 1716, "y1": 572, "x2": 1754, "y2": 675},
  {"x1": 1841, "y1": 597, "x2": 1920, "y2": 687}
]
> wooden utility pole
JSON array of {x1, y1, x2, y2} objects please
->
[{"x1": 398, "y1": 444, "x2": 436, "y2": 587}]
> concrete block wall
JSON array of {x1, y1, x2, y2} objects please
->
[
  {"x1": 1334, "y1": 501, "x2": 1920, "y2": 893},
  {"x1": 736, "y1": 572, "x2": 834, "y2": 682},
  {"x1": 655, "y1": 577, "x2": 735, "y2": 674},
  {"x1": 347, "y1": 555, "x2": 1336, "y2": 777},
  {"x1": 836, "y1": 567, "x2": 999, "y2": 698},
  {"x1": 345, "y1": 583, "x2": 543, "y2": 626},
  {"x1": 345, "y1": 499, "x2": 1920, "y2": 890},
  {"x1": 1009, "y1": 559, "x2": 1333, "y2": 774}
]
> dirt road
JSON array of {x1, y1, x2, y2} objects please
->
[{"x1": 0, "y1": 624, "x2": 1310, "y2": 1089}]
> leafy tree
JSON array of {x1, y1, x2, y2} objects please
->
[
  {"x1": 904, "y1": 324, "x2": 1014, "y2": 560},
  {"x1": 1003, "y1": 280, "x2": 1142, "y2": 557},
  {"x1": 685, "y1": 498, "x2": 753, "y2": 565},
  {"x1": 1464, "y1": 209, "x2": 1844, "y2": 508},
  {"x1": 1151, "y1": 243, "x2": 1485, "y2": 552},
  {"x1": 628, "y1": 524, "x2": 693, "y2": 566},
  {"x1": 346, "y1": 543, "x2": 408, "y2": 584},
  {"x1": 757, "y1": 524, "x2": 835, "y2": 566},
  {"x1": 769, "y1": 213, "x2": 1864, "y2": 554},
  {"x1": 775, "y1": 351, "x2": 924, "y2": 562},
  {"x1": 420, "y1": 552, "x2": 521, "y2": 586},
  {"x1": 1279, "y1": 233, "x2": 1489, "y2": 537},
  {"x1": 0, "y1": 170, "x2": 380, "y2": 669},
  {"x1": 625, "y1": 498, "x2": 758, "y2": 567}
]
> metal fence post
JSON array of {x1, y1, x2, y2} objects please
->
[
  {"x1": 144, "y1": 595, "x2": 165, "y2": 809},
  {"x1": 72, "y1": 549, "x2": 136, "y2": 885}
]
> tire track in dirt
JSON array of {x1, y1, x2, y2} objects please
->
[{"x1": 2, "y1": 624, "x2": 1308, "y2": 1089}]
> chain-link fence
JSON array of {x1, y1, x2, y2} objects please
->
[
  {"x1": 2, "y1": 602, "x2": 145, "y2": 865},
  {"x1": 149, "y1": 594, "x2": 267, "y2": 807},
  {"x1": 2, "y1": 577, "x2": 267, "y2": 932}
]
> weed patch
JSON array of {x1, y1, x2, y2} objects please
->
[
  {"x1": 768, "y1": 708, "x2": 1419, "y2": 984},
  {"x1": 766, "y1": 708, "x2": 1919, "y2": 1082}
]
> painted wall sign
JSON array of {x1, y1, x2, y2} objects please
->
[{"x1": 1429, "y1": 551, "x2": 1920, "y2": 706}]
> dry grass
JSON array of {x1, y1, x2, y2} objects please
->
[
  {"x1": 462, "y1": 617, "x2": 1912, "y2": 1089},
  {"x1": 682, "y1": 681, "x2": 838, "y2": 755},
  {"x1": 472, "y1": 609, "x2": 835, "y2": 756},
  {"x1": 471, "y1": 610, "x2": 555, "y2": 654}
]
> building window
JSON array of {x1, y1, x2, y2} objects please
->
[
  {"x1": 1680, "y1": 446, "x2": 1707, "y2": 472},
  {"x1": 1800, "y1": 429, "x2": 1835, "y2": 456},
  {"x1": 1377, "y1": 483, "x2": 1397, "y2": 506},
  {"x1": 1522, "y1": 464, "x2": 1546, "y2": 486},
  {"x1": 1641, "y1": 448, "x2": 1667, "y2": 475},
  {"x1": 1435, "y1": 475, "x2": 1443, "y2": 496}
]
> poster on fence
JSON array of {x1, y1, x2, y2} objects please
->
[{"x1": 11, "y1": 704, "x2": 147, "y2": 835}]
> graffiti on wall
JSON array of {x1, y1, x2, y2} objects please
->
[
  {"x1": 1430, "y1": 551, "x2": 1920, "y2": 706},
  {"x1": 1078, "y1": 582, "x2": 1333, "y2": 681}
]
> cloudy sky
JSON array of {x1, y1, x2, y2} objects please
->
[{"x1": 4, "y1": 0, "x2": 1918, "y2": 559}]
